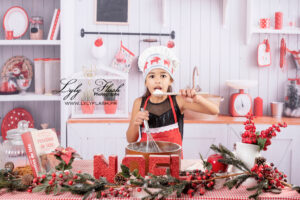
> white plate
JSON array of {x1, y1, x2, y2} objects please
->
[{"x1": 3, "y1": 6, "x2": 29, "y2": 39}]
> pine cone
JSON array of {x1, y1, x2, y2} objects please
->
[
  {"x1": 21, "y1": 174, "x2": 34, "y2": 186},
  {"x1": 114, "y1": 172, "x2": 127, "y2": 185},
  {"x1": 255, "y1": 157, "x2": 266, "y2": 166}
]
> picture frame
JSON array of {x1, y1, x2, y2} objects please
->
[{"x1": 95, "y1": 0, "x2": 129, "y2": 25}]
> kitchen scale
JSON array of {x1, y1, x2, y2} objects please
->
[{"x1": 226, "y1": 80, "x2": 258, "y2": 117}]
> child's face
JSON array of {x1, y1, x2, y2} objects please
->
[{"x1": 145, "y1": 68, "x2": 173, "y2": 94}]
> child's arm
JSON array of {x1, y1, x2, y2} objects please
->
[
  {"x1": 126, "y1": 98, "x2": 149, "y2": 143},
  {"x1": 176, "y1": 89, "x2": 220, "y2": 115}
]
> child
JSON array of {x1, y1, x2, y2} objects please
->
[{"x1": 126, "y1": 46, "x2": 219, "y2": 149}]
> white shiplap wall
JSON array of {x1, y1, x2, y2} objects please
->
[
  {"x1": 74, "y1": 0, "x2": 300, "y2": 116},
  {"x1": 0, "y1": 0, "x2": 61, "y2": 135}
]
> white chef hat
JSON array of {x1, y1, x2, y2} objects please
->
[{"x1": 138, "y1": 46, "x2": 179, "y2": 80}]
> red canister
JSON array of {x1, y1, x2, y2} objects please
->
[
  {"x1": 275, "y1": 12, "x2": 283, "y2": 30},
  {"x1": 254, "y1": 97, "x2": 263, "y2": 116}
]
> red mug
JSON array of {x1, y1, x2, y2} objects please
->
[
  {"x1": 260, "y1": 18, "x2": 270, "y2": 29},
  {"x1": 5, "y1": 30, "x2": 13, "y2": 40}
]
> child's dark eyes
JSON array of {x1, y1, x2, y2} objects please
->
[
  {"x1": 149, "y1": 75, "x2": 155, "y2": 79},
  {"x1": 161, "y1": 74, "x2": 167, "y2": 78}
]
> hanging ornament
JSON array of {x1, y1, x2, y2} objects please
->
[
  {"x1": 167, "y1": 40, "x2": 175, "y2": 48},
  {"x1": 280, "y1": 38, "x2": 286, "y2": 69},
  {"x1": 115, "y1": 49, "x2": 125, "y2": 63},
  {"x1": 91, "y1": 37, "x2": 107, "y2": 60}
]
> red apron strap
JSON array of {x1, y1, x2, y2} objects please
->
[
  {"x1": 143, "y1": 96, "x2": 151, "y2": 110},
  {"x1": 168, "y1": 95, "x2": 178, "y2": 123}
]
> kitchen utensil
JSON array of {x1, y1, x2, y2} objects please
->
[
  {"x1": 226, "y1": 80, "x2": 258, "y2": 117},
  {"x1": 141, "y1": 108, "x2": 161, "y2": 153},
  {"x1": 3, "y1": 6, "x2": 29, "y2": 39},
  {"x1": 152, "y1": 89, "x2": 207, "y2": 97},
  {"x1": 257, "y1": 39, "x2": 271, "y2": 67}
]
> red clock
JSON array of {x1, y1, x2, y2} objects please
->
[{"x1": 229, "y1": 89, "x2": 252, "y2": 117}]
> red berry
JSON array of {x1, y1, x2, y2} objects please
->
[
  {"x1": 33, "y1": 178, "x2": 38, "y2": 183},
  {"x1": 73, "y1": 175, "x2": 78, "y2": 179},
  {"x1": 199, "y1": 188, "x2": 205, "y2": 195},
  {"x1": 52, "y1": 173, "x2": 56, "y2": 178},
  {"x1": 27, "y1": 189, "x2": 32, "y2": 193},
  {"x1": 202, "y1": 175, "x2": 206, "y2": 180},
  {"x1": 41, "y1": 174, "x2": 46, "y2": 179},
  {"x1": 101, "y1": 192, "x2": 106, "y2": 197},
  {"x1": 64, "y1": 171, "x2": 69, "y2": 175},
  {"x1": 197, "y1": 176, "x2": 202, "y2": 180},
  {"x1": 77, "y1": 170, "x2": 81, "y2": 173},
  {"x1": 120, "y1": 187, "x2": 125, "y2": 191},
  {"x1": 109, "y1": 187, "x2": 114, "y2": 191},
  {"x1": 137, "y1": 188, "x2": 142, "y2": 192},
  {"x1": 48, "y1": 180, "x2": 53, "y2": 185},
  {"x1": 59, "y1": 174, "x2": 63, "y2": 178},
  {"x1": 68, "y1": 180, "x2": 73, "y2": 185}
]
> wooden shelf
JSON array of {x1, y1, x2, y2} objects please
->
[
  {"x1": 0, "y1": 40, "x2": 60, "y2": 46},
  {"x1": 0, "y1": 93, "x2": 60, "y2": 101},
  {"x1": 252, "y1": 27, "x2": 300, "y2": 35},
  {"x1": 246, "y1": 0, "x2": 300, "y2": 44}
]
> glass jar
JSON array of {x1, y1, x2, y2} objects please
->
[
  {"x1": 284, "y1": 79, "x2": 300, "y2": 117},
  {"x1": 30, "y1": 16, "x2": 44, "y2": 40},
  {"x1": 0, "y1": 75, "x2": 18, "y2": 94},
  {"x1": 3, "y1": 120, "x2": 37, "y2": 163}
]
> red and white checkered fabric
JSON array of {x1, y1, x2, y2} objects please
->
[{"x1": 1, "y1": 160, "x2": 299, "y2": 200}]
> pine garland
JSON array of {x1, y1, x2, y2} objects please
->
[{"x1": 0, "y1": 144, "x2": 300, "y2": 200}]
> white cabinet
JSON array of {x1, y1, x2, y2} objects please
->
[
  {"x1": 67, "y1": 123, "x2": 129, "y2": 159},
  {"x1": 183, "y1": 124, "x2": 227, "y2": 159}
]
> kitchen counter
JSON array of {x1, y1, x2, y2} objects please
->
[{"x1": 68, "y1": 115, "x2": 300, "y2": 125}]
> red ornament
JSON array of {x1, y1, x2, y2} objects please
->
[
  {"x1": 68, "y1": 180, "x2": 73, "y2": 185},
  {"x1": 167, "y1": 40, "x2": 175, "y2": 48},
  {"x1": 207, "y1": 154, "x2": 228, "y2": 173}
]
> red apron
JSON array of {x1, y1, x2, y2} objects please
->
[{"x1": 140, "y1": 95, "x2": 183, "y2": 155}]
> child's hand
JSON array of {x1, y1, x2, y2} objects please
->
[
  {"x1": 134, "y1": 110, "x2": 149, "y2": 126},
  {"x1": 179, "y1": 89, "x2": 198, "y2": 103}
]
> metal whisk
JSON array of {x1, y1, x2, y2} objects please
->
[{"x1": 141, "y1": 108, "x2": 161, "y2": 153}]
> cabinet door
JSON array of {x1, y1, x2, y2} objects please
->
[
  {"x1": 183, "y1": 124, "x2": 227, "y2": 159},
  {"x1": 67, "y1": 123, "x2": 128, "y2": 159},
  {"x1": 228, "y1": 124, "x2": 300, "y2": 186}
]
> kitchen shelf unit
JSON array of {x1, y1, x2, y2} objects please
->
[
  {"x1": 0, "y1": 0, "x2": 63, "y2": 142},
  {"x1": 246, "y1": 0, "x2": 300, "y2": 44},
  {"x1": 0, "y1": 93, "x2": 60, "y2": 102},
  {"x1": 0, "y1": 40, "x2": 61, "y2": 46}
]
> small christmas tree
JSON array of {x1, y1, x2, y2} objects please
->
[{"x1": 285, "y1": 80, "x2": 299, "y2": 110}]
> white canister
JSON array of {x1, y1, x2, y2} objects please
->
[
  {"x1": 234, "y1": 142, "x2": 261, "y2": 187},
  {"x1": 34, "y1": 58, "x2": 45, "y2": 94},
  {"x1": 44, "y1": 58, "x2": 60, "y2": 94}
]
